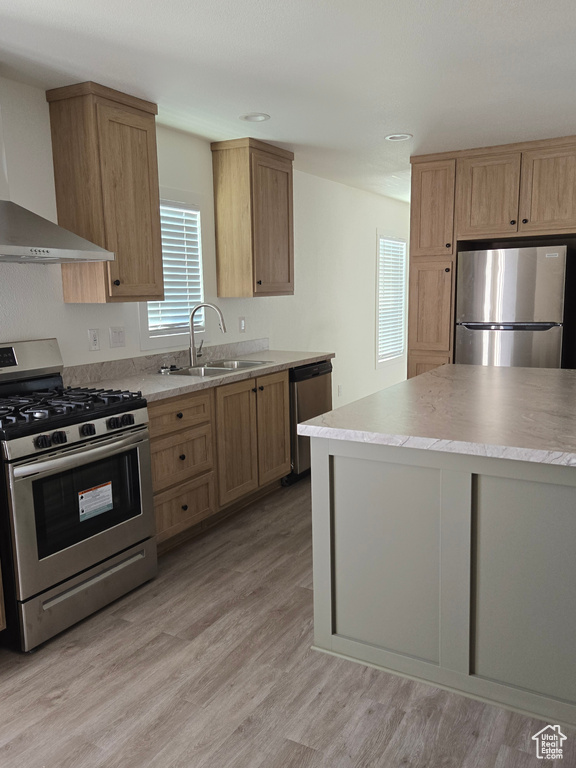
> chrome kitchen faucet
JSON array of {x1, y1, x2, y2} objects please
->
[{"x1": 190, "y1": 303, "x2": 227, "y2": 366}]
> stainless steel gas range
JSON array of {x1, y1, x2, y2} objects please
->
[{"x1": 0, "y1": 338, "x2": 157, "y2": 651}]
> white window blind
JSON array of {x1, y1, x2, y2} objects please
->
[
  {"x1": 147, "y1": 201, "x2": 204, "y2": 336},
  {"x1": 377, "y1": 237, "x2": 407, "y2": 363}
]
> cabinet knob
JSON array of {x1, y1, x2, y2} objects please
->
[
  {"x1": 510, "y1": 219, "x2": 516, "y2": 225},
  {"x1": 444, "y1": 267, "x2": 451, "y2": 273},
  {"x1": 113, "y1": 279, "x2": 120, "y2": 286},
  {"x1": 181, "y1": 504, "x2": 188, "y2": 511},
  {"x1": 256, "y1": 280, "x2": 262, "y2": 285},
  {"x1": 176, "y1": 412, "x2": 183, "y2": 419},
  {"x1": 445, "y1": 243, "x2": 451, "y2": 248},
  {"x1": 522, "y1": 218, "x2": 528, "y2": 224},
  {"x1": 252, "y1": 387, "x2": 257, "y2": 393},
  {"x1": 259, "y1": 385, "x2": 264, "y2": 391},
  {"x1": 179, "y1": 454, "x2": 186, "y2": 461}
]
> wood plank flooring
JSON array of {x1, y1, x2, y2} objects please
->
[{"x1": 0, "y1": 479, "x2": 572, "y2": 767}]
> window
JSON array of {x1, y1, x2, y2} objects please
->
[
  {"x1": 140, "y1": 200, "x2": 205, "y2": 349},
  {"x1": 376, "y1": 236, "x2": 407, "y2": 363}
]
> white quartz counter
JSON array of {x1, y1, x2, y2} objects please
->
[
  {"x1": 83, "y1": 350, "x2": 334, "y2": 403},
  {"x1": 299, "y1": 364, "x2": 576, "y2": 466}
]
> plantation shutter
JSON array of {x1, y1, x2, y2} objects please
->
[
  {"x1": 147, "y1": 202, "x2": 204, "y2": 335},
  {"x1": 377, "y1": 237, "x2": 407, "y2": 362}
]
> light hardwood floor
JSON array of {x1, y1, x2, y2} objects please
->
[{"x1": 0, "y1": 480, "x2": 572, "y2": 767}]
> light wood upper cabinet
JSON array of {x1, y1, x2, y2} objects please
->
[
  {"x1": 212, "y1": 138, "x2": 294, "y2": 297},
  {"x1": 408, "y1": 258, "x2": 454, "y2": 353},
  {"x1": 456, "y1": 153, "x2": 521, "y2": 237},
  {"x1": 46, "y1": 82, "x2": 164, "y2": 303},
  {"x1": 216, "y1": 371, "x2": 290, "y2": 507},
  {"x1": 410, "y1": 160, "x2": 455, "y2": 256},
  {"x1": 519, "y1": 145, "x2": 576, "y2": 232}
]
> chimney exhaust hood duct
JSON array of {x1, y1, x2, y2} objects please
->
[{"x1": 0, "y1": 104, "x2": 113, "y2": 264}]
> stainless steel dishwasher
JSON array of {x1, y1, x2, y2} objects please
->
[{"x1": 286, "y1": 360, "x2": 333, "y2": 481}]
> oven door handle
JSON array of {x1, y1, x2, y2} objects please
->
[{"x1": 12, "y1": 431, "x2": 148, "y2": 479}]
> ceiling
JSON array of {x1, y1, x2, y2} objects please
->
[{"x1": 0, "y1": 0, "x2": 575, "y2": 202}]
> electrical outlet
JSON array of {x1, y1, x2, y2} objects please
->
[
  {"x1": 88, "y1": 329, "x2": 100, "y2": 352},
  {"x1": 109, "y1": 326, "x2": 126, "y2": 348},
  {"x1": 337, "y1": 384, "x2": 343, "y2": 397},
  {"x1": 239, "y1": 316, "x2": 246, "y2": 333}
]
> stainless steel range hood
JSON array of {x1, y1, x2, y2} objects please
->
[{"x1": 0, "y1": 105, "x2": 113, "y2": 264}]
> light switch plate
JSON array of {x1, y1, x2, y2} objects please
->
[
  {"x1": 88, "y1": 329, "x2": 100, "y2": 352},
  {"x1": 109, "y1": 326, "x2": 125, "y2": 348}
]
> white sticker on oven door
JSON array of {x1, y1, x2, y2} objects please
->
[{"x1": 79, "y1": 481, "x2": 113, "y2": 521}]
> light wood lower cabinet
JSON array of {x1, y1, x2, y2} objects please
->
[
  {"x1": 216, "y1": 371, "x2": 291, "y2": 507},
  {"x1": 148, "y1": 390, "x2": 217, "y2": 544}
]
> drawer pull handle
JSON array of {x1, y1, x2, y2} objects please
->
[
  {"x1": 257, "y1": 280, "x2": 262, "y2": 285},
  {"x1": 444, "y1": 267, "x2": 450, "y2": 273},
  {"x1": 181, "y1": 504, "x2": 188, "y2": 511},
  {"x1": 259, "y1": 386, "x2": 264, "y2": 391},
  {"x1": 522, "y1": 218, "x2": 528, "y2": 224},
  {"x1": 176, "y1": 412, "x2": 183, "y2": 419},
  {"x1": 510, "y1": 219, "x2": 516, "y2": 225},
  {"x1": 179, "y1": 454, "x2": 186, "y2": 461},
  {"x1": 445, "y1": 243, "x2": 451, "y2": 248},
  {"x1": 252, "y1": 387, "x2": 257, "y2": 393},
  {"x1": 113, "y1": 279, "x2": 120, "y2": 286}
]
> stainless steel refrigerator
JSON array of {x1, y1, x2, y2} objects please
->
[{"x1": 455, "y1": 246, "x2": 567, "y2": 368}]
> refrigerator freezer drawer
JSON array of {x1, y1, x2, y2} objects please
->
[{"x1": 455, "y1": 324, "x2": 563, "y2": 368}]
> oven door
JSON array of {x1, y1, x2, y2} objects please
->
[{"x1": 6, "y1": 427, "x2": 155, "y2": 601}]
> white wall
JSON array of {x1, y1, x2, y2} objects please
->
[{"x1": 0, "y1": 75, "x2": 409, "y2": 404}]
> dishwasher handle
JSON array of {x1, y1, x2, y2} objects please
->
[{"x1": 289, "y1": 360, "x2": 332, "y2": 383}]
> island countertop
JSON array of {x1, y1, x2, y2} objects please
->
[{"x1": 299, "y1": 364, "x2": 576, "y2": 466}]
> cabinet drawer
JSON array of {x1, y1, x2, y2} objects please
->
[
  {"x1": 151, "y1": 423, "x2": 213, "y2": 492},
  {"x1": 148, "y1": 390, "x2": 212, "y2": 438},
  {"x1": 154, "y1": 473, "x2": 217, "y2": 544}
]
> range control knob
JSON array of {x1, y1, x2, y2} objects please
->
[
  {"x1": 81, "y1": 423, "x2": 96, "y2": 437},
  {"x1": 35, "y1": 434, "x2": 52, "y2": 449},
  {"x1": 52, "y1": 431, "x2": 67, "y2": 445},
  {"x1": 107, "y1": 417, "x2": 121, "y2": 430},
  {"x1": 121, "y1": 413, "x2": 135, "y2": 427}
]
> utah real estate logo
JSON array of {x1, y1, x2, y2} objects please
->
[{"x1": 532, "y1": 725, "x2": 567, "y2": 760}]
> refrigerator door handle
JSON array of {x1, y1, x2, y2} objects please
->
[{"x1": 459, "y1": 322, "x2": 561, "y2": 332}]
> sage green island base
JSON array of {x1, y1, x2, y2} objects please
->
[{"x1": 299, "y1": 365, "x2": 576, "y2": 728}]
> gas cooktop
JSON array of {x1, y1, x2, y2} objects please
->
[{"x1": 0, "y1": 386, "x2": 146, "y2": 440}]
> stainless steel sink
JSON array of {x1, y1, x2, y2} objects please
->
[
  {"x1": 208, "y1": 359, "x2": 271, "y2": 369},
  {"x1": 159, "y1": 366, "x2": 227, "y2": 377}
]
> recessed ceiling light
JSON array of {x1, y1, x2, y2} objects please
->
[
  {"x1": 385, "y1": 133, "x2": 413, "y2": 142},
  {"x1": 239, "y1": 113, "x2": 271, "y2": 122}
]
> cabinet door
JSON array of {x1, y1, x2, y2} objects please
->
[
  {"x1": 96, "y1": 101, "x2": 164, "y2": 300},
  {"x1": 251, "y1": 151, "x2": 294, "y2": 295},
  {"x1": 456, "y1": 154, "x2": 521, "y2": 237},
  {"x1": 216, "y1": 378, "x2": 259, "y2": 507},
  {"x1": 407, "y1": 353, "x2": 451, "y2": 379},
  {"x1": 410, "y1": 160, "x2": 455, "y2": 256},
  {"x1": 408, "y1": 259, "x2": 454, "y2": 352},
  {"x1": 256, "y1": 371, "x2": 291, "y2": 486},
  {"x1": 519, "y1": 146, "x2": 576, "y2": 232}
]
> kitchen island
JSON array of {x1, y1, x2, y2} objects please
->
[{"x1": 299, "y1": 364, "x2": 576, "y2": 728}]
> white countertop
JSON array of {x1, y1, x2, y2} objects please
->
[
  {"x1": 87, "y1": 350, "x2": 334, "y2": 403},
  {"x1": 298, "y1": 364, "x2": 576, "y2": 466}
]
